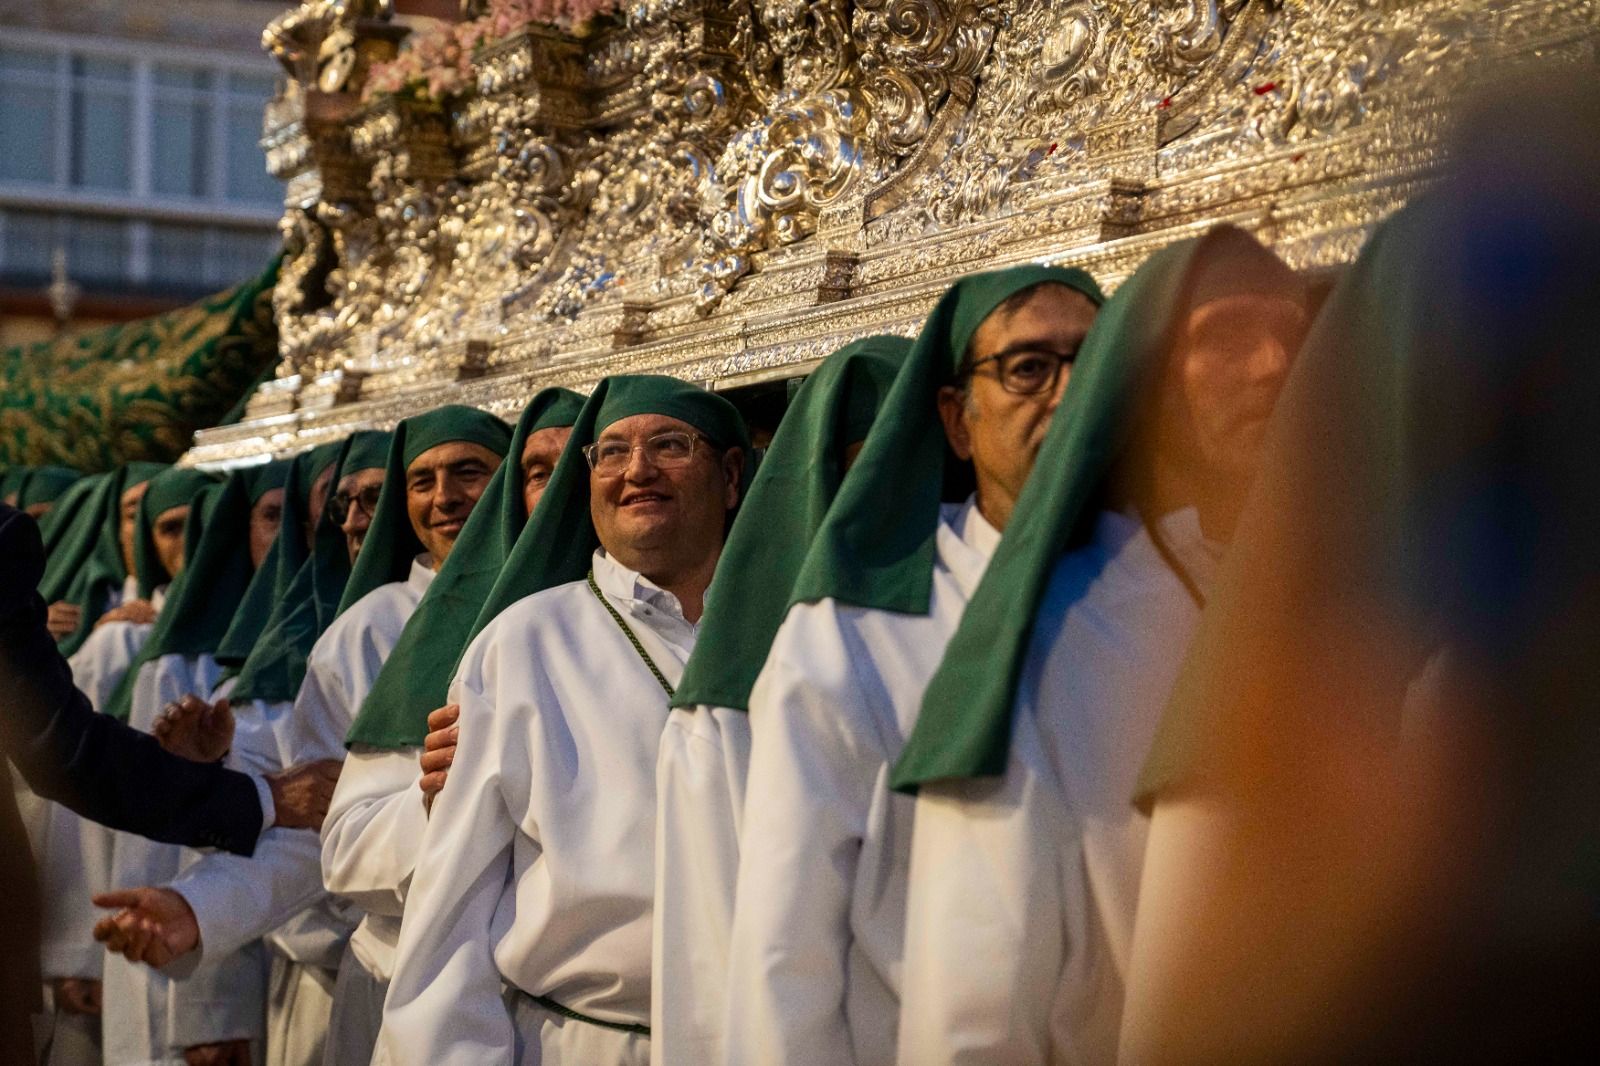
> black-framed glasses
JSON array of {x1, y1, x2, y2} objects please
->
[
  {"x1": 582, "y1": 430, "x2": 707, "y2": 477},
  {"x1": 327, "y1": 484, "x2": 383, "y2": 525},
  {"x1": 962, "y1": 348, "x2": 1076, "y2": 395}
]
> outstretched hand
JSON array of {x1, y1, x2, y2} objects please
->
[
  {"x1": 153, "y1": 695, "x2": 235, "y2": 763},
  {"x1": 267, "y1": 758, "x2": 344, "y2": 830},
  {"x1": 419, "y1": 703, "x2": 459, "y2": 812},
  {"x1": 92, "y1": 886, "x2": 200, "y2": 968}
]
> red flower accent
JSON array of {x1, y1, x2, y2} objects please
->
[
  {"x1": 1157, "y1": 96, "x2": 1173, "y2": 110},
  {"x1": 1047, "y1": 142, "x2": 1059, "y2": 155},
  {"x1": 1254, "y1": 82, "x2": 1278, "y2": 96}
]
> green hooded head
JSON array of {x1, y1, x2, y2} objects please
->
[
  {"x1": 786, "y1": 264, "x2": 1104, "y2": 619},
  {"x1": 467, "y1": 375, "x2": 750, "y2": 647},
  {"x1": 230, "y1": 432, "x2": 392, "y2": 704},
  {"x1": 131, "y1": 468, "x2": 219, "y2": 598},
  {"x1": 36, "y1": 472, "x2": 106, "y2": 569},
  {"x1": 672, "y1": 336, "x2": 912, "y2": 713},
  {"x1": 347, "y1": 389, "x2": 586, "y2": 748},
  {"x1": 17, "y1": 466, "x2": 83, "y2": 511},
  {"x1": 45, "y1": 462, "x2": 167, "y2": 656},
  {"x1": 215, "y1": 450, "x2": 335, "y2": 670},
  {"x1": 893, "y1": 226, "x2": 1301, "y2": 791},
  {"x1": 335, "y1": 405, "x2": 513, "y2": 618}
]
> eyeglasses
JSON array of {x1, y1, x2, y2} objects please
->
[
  {"x1": 961, "y1": 348, "x2": 1076, "y2": 395},
  {"x1": 326, "y1": 484, "x2": 383, "y2": 525},
  {"x1": 582, "y1": 431, "x2": 708, "y2": 477}
]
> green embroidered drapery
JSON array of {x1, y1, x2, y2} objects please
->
[{"x1": 0, "y1": 258, "x2": 282, "y2": 470}]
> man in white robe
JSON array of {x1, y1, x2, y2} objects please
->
[
  {"x1": 32, "y1": 466, "x2": 164, "y2": 1066},
  {"x1": 85, "y1": 467, "x2": 274, "y2": 1066},
  {"x1": 381, "y1": 374, "x2": 748, "y2": 1066},
  {"x1": 887, "y1": 227, "x2": 1308, "y2": 1065},
  {"x1": 92, "y1": 410, "x2": 510, "y2": 1066},
  {"x1": 332, "y1": 389, "x2": 585, "y2": 1066},
  {"x1": 721, "y1": 266, "x2": 1102, "y2": 1066},
  {"x1": 647, "y1": 337, "x2": 908, "y2": 1066}
]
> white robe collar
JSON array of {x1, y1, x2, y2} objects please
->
[
  {"x1": 936, "y1": 494, "x2": 1002, "y2": 602},
  {"x1": 408, "y1": 553, "x2": 438, "y2": 594},
  {"x1": 1102, "y1": 506, "x2": 1224, "y2": 598}
]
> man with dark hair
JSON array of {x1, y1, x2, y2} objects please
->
[
  {"x1": 891, "y1": 227, "x2": 1306, "y2": 1065},
  {"x1": 722, "y1": 266, "x2": 1102, "y2": 1066}
]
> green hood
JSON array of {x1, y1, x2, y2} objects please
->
[
  {"x1": 105, "y1": 463, "x2": 287, "y2": 720},
  {"x1": 17, "y1": 466, "x2": 83, "y2": 509},
  {"x1": 103, "y1": 478, "x2": 221, "y2": 720},
  {"x1": 468, "y1": 375, "x2": 751, "y2": 647},
  {"x1": 892, "y1": 228, "x2": 1297, "y2": 790},
  {"x1": 0, "y1": 466, "x2": 25, "y2": 503},
  {"x1": 46, "y1": 462, "x2": 167, "y2": 656},
  {"x1": 786, "y1": 264, "x2": 1104, "y2": 618},
  {"x1": 131, "y1": 468, "x2": 219, "y2": 599},
  {"x1": 229, "y1": 432, "x2": 391, "y2": 704},
  {"x1": 36, "y1": 472, "x2": 106, "y2": 569},
  {"x1": 1130, "y1": 177, "x2": 1573, "y2": 810},
  {"x1": 335, "y1": 406, "x2": 512, "y2": 618},
  {"x1": 672, "y1": 336, "x2": 912, "y2": 713},
  {"x1": 347, "y1": 389, "x2": 586, "y2": 749},
  {"x1": 214, "y1": 450, "x2": 333, "y2": 669}
]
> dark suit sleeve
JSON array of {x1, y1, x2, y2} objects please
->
[{"x1": 0, "y1": 504, "x2": 264, "y2": 856}]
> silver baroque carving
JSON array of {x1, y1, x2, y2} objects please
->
[{"x1": 215, "y1": 0, "x2": 1599, "y2": 445}]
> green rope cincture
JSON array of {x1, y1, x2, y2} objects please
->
[{"x1": 586, "y1": 569, "x2": 675, "y2": 699}]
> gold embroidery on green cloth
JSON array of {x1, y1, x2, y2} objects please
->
[{"x1": 0, "y1": 257, "x2": 281, "y2": 470}]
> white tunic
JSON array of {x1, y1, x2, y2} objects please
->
[
  {"x1": 894, "y1": 510, "x2": 1218, "y2": 1066},
  {"x1": 172, "y1": 557, "x2": 436, "y2": 967},
  {"x1": 104, "y1": 650, "x2": 266, "y2": 1066},
  {"x1": 651, "y1": 706, "x2": 751, "y2": 1066},
  {"x1": 315, "y1": 556, "x2": 436, "y2": 980},
  {"x1": 722, "y1": 498, "x2": 998, "y2": 1066},
  {"x1": 35, "y1": 616, "x2": 153, "y2": 985},
  {"x1": 381, "y1": 549, "x2": 697, "y2": 1066},
  {"x1": 318, "y1": 746, "x2": 425, "y2": 981}
]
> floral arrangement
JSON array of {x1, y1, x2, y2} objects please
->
[{"x1": 362, "y1": 0, "x2": 622, "y2": 104}]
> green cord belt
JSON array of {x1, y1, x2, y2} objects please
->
[
  {"x1": 586, "y1": 569, "x2": 675, "y2": 699},
  {"x1": 525, "y1": 992, "x2": 651, "y2": 1036}
]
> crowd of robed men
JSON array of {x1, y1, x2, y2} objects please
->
[{"x1": 11, "y1": 103, "x2": 1600, "y2": 1066}]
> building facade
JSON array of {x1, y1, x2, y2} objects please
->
[{"x1": 0, "y1": 0, "x2": 284, "y2": 346}]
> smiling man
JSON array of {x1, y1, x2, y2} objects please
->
[
  {"x1": 87, "y1": 432, "x2": 394, "y2": 1066},
  {"x1": 380, "y1": 375, "x2": 747, "y2": 1066},
  {"x1": 722, "y1": 264, "x2": 1103, "y2": 1066},
  {"x1": 308, "y1": 405, "x2": 510, "y2": 1065},
  {"x1": 314, "y1": 391, "x2": 581, "y2": 1066}
]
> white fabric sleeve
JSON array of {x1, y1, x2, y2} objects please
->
[
  {"x1": 893, "y1": 770, "x2": 1066, "y2": 1066},
  {"x1": 38, "y1": 803, "x2": 114, "y2": 979},
  {"x1": 895, "y1": 701, "x2": 1119, "y2": 1066},
  {"x1": 380, "y1": 675, "x2": 524, "y2": 1066},
  {"x1": 723, "y1": 616, "x2": 878, "y2": 1066},
  {"x1": 652, "y1": 706, "x2": 750, "y2": 1066},
  {"x1": 163, "y1": 671, "x2": 351, "y2": 968},
  {"x1": 163, "y1": 827, "x2": 327, "y2": 968},
  {"x1": 167, "y1": 939, "x2": 268, "y2": 1047},
  {"x1": 250, "y1": 773, "x2": 276, "y2": 839},
  {"x1": 318, "y1": 747, "x2": 427, "y2": 916}
]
